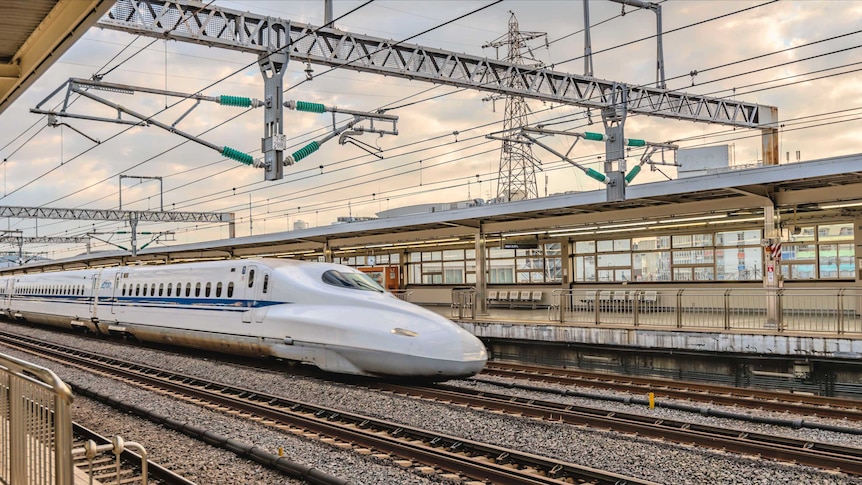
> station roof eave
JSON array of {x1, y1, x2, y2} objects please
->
[
  {"x1": 0, "y1": 0, "x2": 114, "y2": 115},
  {"x1": 3, "y1": 152, "x2": 862, "y2": 274}
]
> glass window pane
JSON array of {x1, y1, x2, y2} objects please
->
[
  {"x1": 489, "y1": 267, "x2": 514, "y2": 283},
  {"x1": 782, "y1": 243, "x2": 815, "y2": 261},
  {"x1": 597, "y1": 253, "x2": 631, "y2": 267},
  {"x1": 787, "y1": 226, "x2": 816, "y2": 242},
  {"x1": 819, "y1": 244, "x2": 838, "y2": 278},
  {"x1": 715, "y1": 247, "x2": 763, "y2": 280},
  {"x1": 632, "y1": 236, "x2": 669, "y2": 251},
  {"x1": 633, "y1": 251, "x2": 670, "y2": 281},
  {"x1": 574, "y1": 255, "x2": 596, "y2": 282},
  {"x1": 672, "y1": 234, "x2": 692, "y2": 248},
  {"x1": 545, "y1": 257, "x2": 562, "y2": 282},
  {"x1": 443, "y1": 249, "x2": 463, "y2": 261},
  {"x1": 575, "y1": 241, "x2": 595, "y2": 254},
  {"x1": 597, "y1": 240, "x2": 614, "y2": 252},
  {"x1": 673, "y1": 268, "x2": 693, "y2": 281},
  {"x1": 489, "y1": 247, "x2": 515, "y2": 258},
  {"x1": 819, "y1": 223, "x2": 853, "y2": 241},
  {"x1": 673, "y1": 249, "x2": 714, "y2": 265},
  {"x1": 544, "y1": 243, "x2": 561, "y2": 255},
  {"x1": 597, "y1": 269, "x2": 614, "y2": 282},
  {"x1": 716, "y1": 230, "x2": 761, "y2": 246},
  {"x1": 694, "y1": 267, "x2": 714, "y2": 281},
  {"x1": 613, "y1": 239, "x2": 631, "y2": 251},
  {"x1": 615, "y1": 269, "x2": 632, "y2": 282}
]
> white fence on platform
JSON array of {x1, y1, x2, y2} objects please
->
[
  {"x1": 0, "y1": 352, "x2": 73, "y2": 485},
  {"x1": 546, "y1": 288, "x2": 862, "y2": 334}
]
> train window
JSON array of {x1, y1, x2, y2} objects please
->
[
  {"x1": 159, "y1": 283, "x2": 164, "y2": 296},
  {"x1": 185, "y1": 283, "x2": 191, "y2": 297},
  {"x1": 167, "y1": 283, "x2": 173, "y2": 297},
  {"x1": 205, "y1": 282, "x2": 211, "y2": 297},
  {"x1": 248, "y1": 269, "x2": 255, "y2": 288},
  {"x1": 216, "y1": 282, "x2": 223, "y2": 297},
  {"x1": 136, "y1": 284, "x2": 141, "y2": 296},
  {"x1": 177, "y1": 282, "x2": 181, "y2": 296},
  {"x1": 262, "y1": 275, "x2": 269, "y2": 294},
  {"x1": 143, "y1": 284, "x2": 148, "y2": 296},
  {"x1": 227, "y1": 282, "x2": 234, "y2": 298},
  {"x1": 150, "y1": 285, "x2": 155, "y2": 296},
  {"x1": 321, "y1": 270, "x2": 385, "y2": 292},
  {"x1": 195, "y1": 283, "x2": 201, "y2": 297},
  {"x1": 122, "y1": 284, "x2": 127, "y2": 296}
]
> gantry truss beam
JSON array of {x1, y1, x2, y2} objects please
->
[
  {"x1": 99, "y1": 0, "x2": 777, "y2": 130},
  {"x1": 0, "y1": 236, "x2": 90, "y2": 244},
  {"x1": 0, "y1": 205, "x2": 233, "y2": 223}
]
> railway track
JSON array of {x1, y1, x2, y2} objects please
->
[
  {"x1": 0, "y1": 331, "x2": 657, "y2": 485},
  {"x1": 483, "y1": 362, "x2": 862, "y2": 421},
  {"x1": 72, "y1": 423, "x2": 195, "y2": 485},
  {"x1": 366, "y1": 380, "x2": 862, "y2": 476}
]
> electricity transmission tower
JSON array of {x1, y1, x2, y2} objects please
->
[{"x1": 483, "y1": 12, "x2": 546, "y2": 202}]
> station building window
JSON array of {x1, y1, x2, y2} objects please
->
[{"x1": 404, "y1": 244, "x2": 561, "y2": 285}]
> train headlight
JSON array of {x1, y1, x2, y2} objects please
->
[{"x1": 391, "y1": 328, "x2": 418, "y2": 337}]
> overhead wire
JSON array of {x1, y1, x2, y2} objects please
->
[{"x1": 9, "y1": 1, "x2": 860, "y2": 253}]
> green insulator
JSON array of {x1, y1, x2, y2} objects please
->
[
  {"x1": 626, "y1": 138, "x2": 646, "y2": 147},
  {"x1": 625, "y1": 165, "x2": 642, "y2": 184},
  {"x1": 295, "y1": 101, "x2": 326, "y2": 113},
  {"x1": 219, "y1": 95, "x2": 252, "y2": 107},
  {"x1": 585, "y1": 168, "x2": 608, "y2": 184},
  {"x1": 291, "y1": 141, "x2": 320, "y2": 163},
  {"x1": 584, "y1": 132, "x2": 604, "y2": 142},
  {"x1": 222, "y1": 146, "x2": 254, "y2": 165}
]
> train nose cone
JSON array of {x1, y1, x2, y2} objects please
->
[{"x1": 456, "y1": 327, "x2": 488, "y2": 375}]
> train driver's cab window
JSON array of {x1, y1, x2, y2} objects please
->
[
  {"x1": 248, "y1": 269, "x2": 255, "y2": 288},
  {"x1": 322, "y1": 270, "x2": 385, "y2": 292}
]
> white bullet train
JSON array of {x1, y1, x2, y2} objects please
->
[{"x1": 0, "y1": 258, "x2": 487, "y2": 379}]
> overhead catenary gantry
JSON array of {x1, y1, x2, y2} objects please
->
[
  {"x1": 97, "y1": 0, "x2": 780, "y2": 201},
  {"x1": 0, "y1": 205, "x2": 235, "y2": 257},
  {"x1": 32, "y1": 77, "x2": 399, "y2": 178}
]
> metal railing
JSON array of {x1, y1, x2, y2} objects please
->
[
  {"x1": 451, "y1": 288, "x2": 476, "y2": 319},
  {"x1": 390, "y1": 289, "x2": 413, "y2": 302},
  {"x1": 73, "y1": 435, "x2": 148, "y2": 485},
  {"x1": 547, "y1": 288, "x2": 862, "y2": 334},
  {"x1": 0, "y1": 352, "x2": 74, "y2": 485}
]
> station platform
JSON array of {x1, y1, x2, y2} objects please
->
[{"x1": 423, "y1": 305, "x2": 862, "y2": 361}]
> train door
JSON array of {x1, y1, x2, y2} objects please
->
[
  {"x1": 253, "y1": 268, "x2": 270, "y2": 323},
  {"x1": 242, "y1": 265, "x2": 257, "y2": 323},
  {"x1": 241, "y1": 265, "x2": 270, "y2": 323},
  {"x1": 110, "y1": 272, "x2": 122, "y2": 315},
  {"x1": 2, "y1": 279, "x2": 12, "y2": 308}
]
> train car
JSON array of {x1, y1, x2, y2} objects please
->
[{"x1": 0, "y1": 259, "x2": 487, "y2": 379}]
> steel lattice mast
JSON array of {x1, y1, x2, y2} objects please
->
[{"x1": 485, "y1": 13, "x2": 543, "y2": 202}]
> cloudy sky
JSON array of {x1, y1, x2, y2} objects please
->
[{"x1": 0, "y1": 0, "x2": 860, "y2": 259}]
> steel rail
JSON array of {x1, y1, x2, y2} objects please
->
[
  {"x1": 483, "y1": 362, "x2": 862, "y2": 421},
  {"x1": 0, "y1": 332, "x2": 656, "y2": 485},
  {"x1": 367, "y1": 381, "x2": 862, "y2": 476}
]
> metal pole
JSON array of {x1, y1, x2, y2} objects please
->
[
  {"x1": 475, "y1": 225, "x2": 488, "y2": 315},
  {"x1": 583, "y1": 0, "x2": 593, "y2": 77}
]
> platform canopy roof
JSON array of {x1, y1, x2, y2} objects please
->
[
  {"x1": 2, "y1": 153, "x2": 861, "y2": 274},
  {"x1": 0, "y1": 0, "x2": 113, "y2": 115}
]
